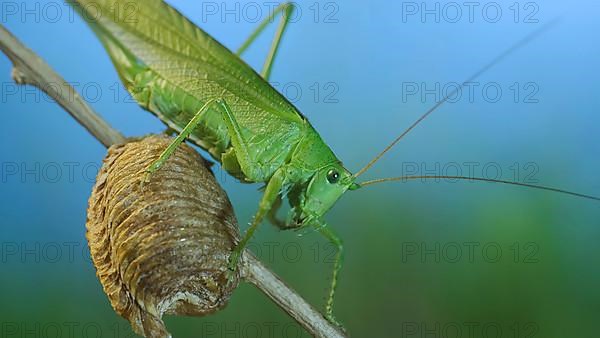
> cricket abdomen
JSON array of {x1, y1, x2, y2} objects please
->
[{"x1": 130, "y1": 67, "x2": 231, "y2": 161}]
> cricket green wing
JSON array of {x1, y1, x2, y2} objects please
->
[{"x1": 70, "y1": 0, "x2": 307, "y2": 176}]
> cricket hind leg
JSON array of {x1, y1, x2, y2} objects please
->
[
  {"x1": 217, "y1": 99, "x2": 273, "y2": 181},
  {"x1": 144, "y1": 98, "x2": 221, "y2": 182},
  {"x1": 227, "y1": 168, "x2": 286, "y2": 275},
  {"x1": 236, "y1": 2, "x2": 296, "y2": 81},
  {"x1": 215, "y1": 100, "x2": 290, "y2": 274}
]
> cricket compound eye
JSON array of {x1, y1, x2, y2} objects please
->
[{"x1": 327, "y1": 169, "x2": 340, "y2": 184}]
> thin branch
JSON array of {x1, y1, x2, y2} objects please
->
[
  {"x1": 242, "y1": 253, "x2": 346, "y2": 338},
  {"x1": 0, "y1": 23, "x2": 346, "y2": 338}
]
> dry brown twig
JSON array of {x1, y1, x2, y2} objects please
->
[{"x1": 0, "y1": 24, "x2": 347, "y2": 338}]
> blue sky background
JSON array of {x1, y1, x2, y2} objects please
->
[{"x1": 1, "y1": 0, "x2": 599, "y2": 337}]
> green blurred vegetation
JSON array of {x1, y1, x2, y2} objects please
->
[{"x1": 2, "y1": 188, "x2": 599, "y2": 337}]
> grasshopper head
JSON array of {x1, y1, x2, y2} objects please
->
[{"x1": 299, "y1": 163, "x2": 359, "y2": 223}]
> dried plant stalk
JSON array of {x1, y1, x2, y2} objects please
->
[{"x1": 86, "y1": 135, "x2": 240, "y2": 338}]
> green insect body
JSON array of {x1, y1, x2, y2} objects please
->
[
  {"x1": 71, "y1": 0, "x2": 355, "y2": 324},
  {"x1": 69, "y1": 0, "x2": 600, "y2": 329}
]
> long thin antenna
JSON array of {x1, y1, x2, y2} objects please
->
[
  {"x1": 358, "y1": 175, "x2": 600, "y2": 202},
  {"x1": 354, "y1": 19, "x2": 560, "y2": 178}
]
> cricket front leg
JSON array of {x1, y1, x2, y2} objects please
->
[
  {"x1": 267, "y1": 195, "x2": 303, "y2": 230},
  {"x1": 317, "y1": 223, "x2": 345, "y2": 328},
  {"x1": 267, "y1": 194, "x2": 288, "y2": 229}
]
